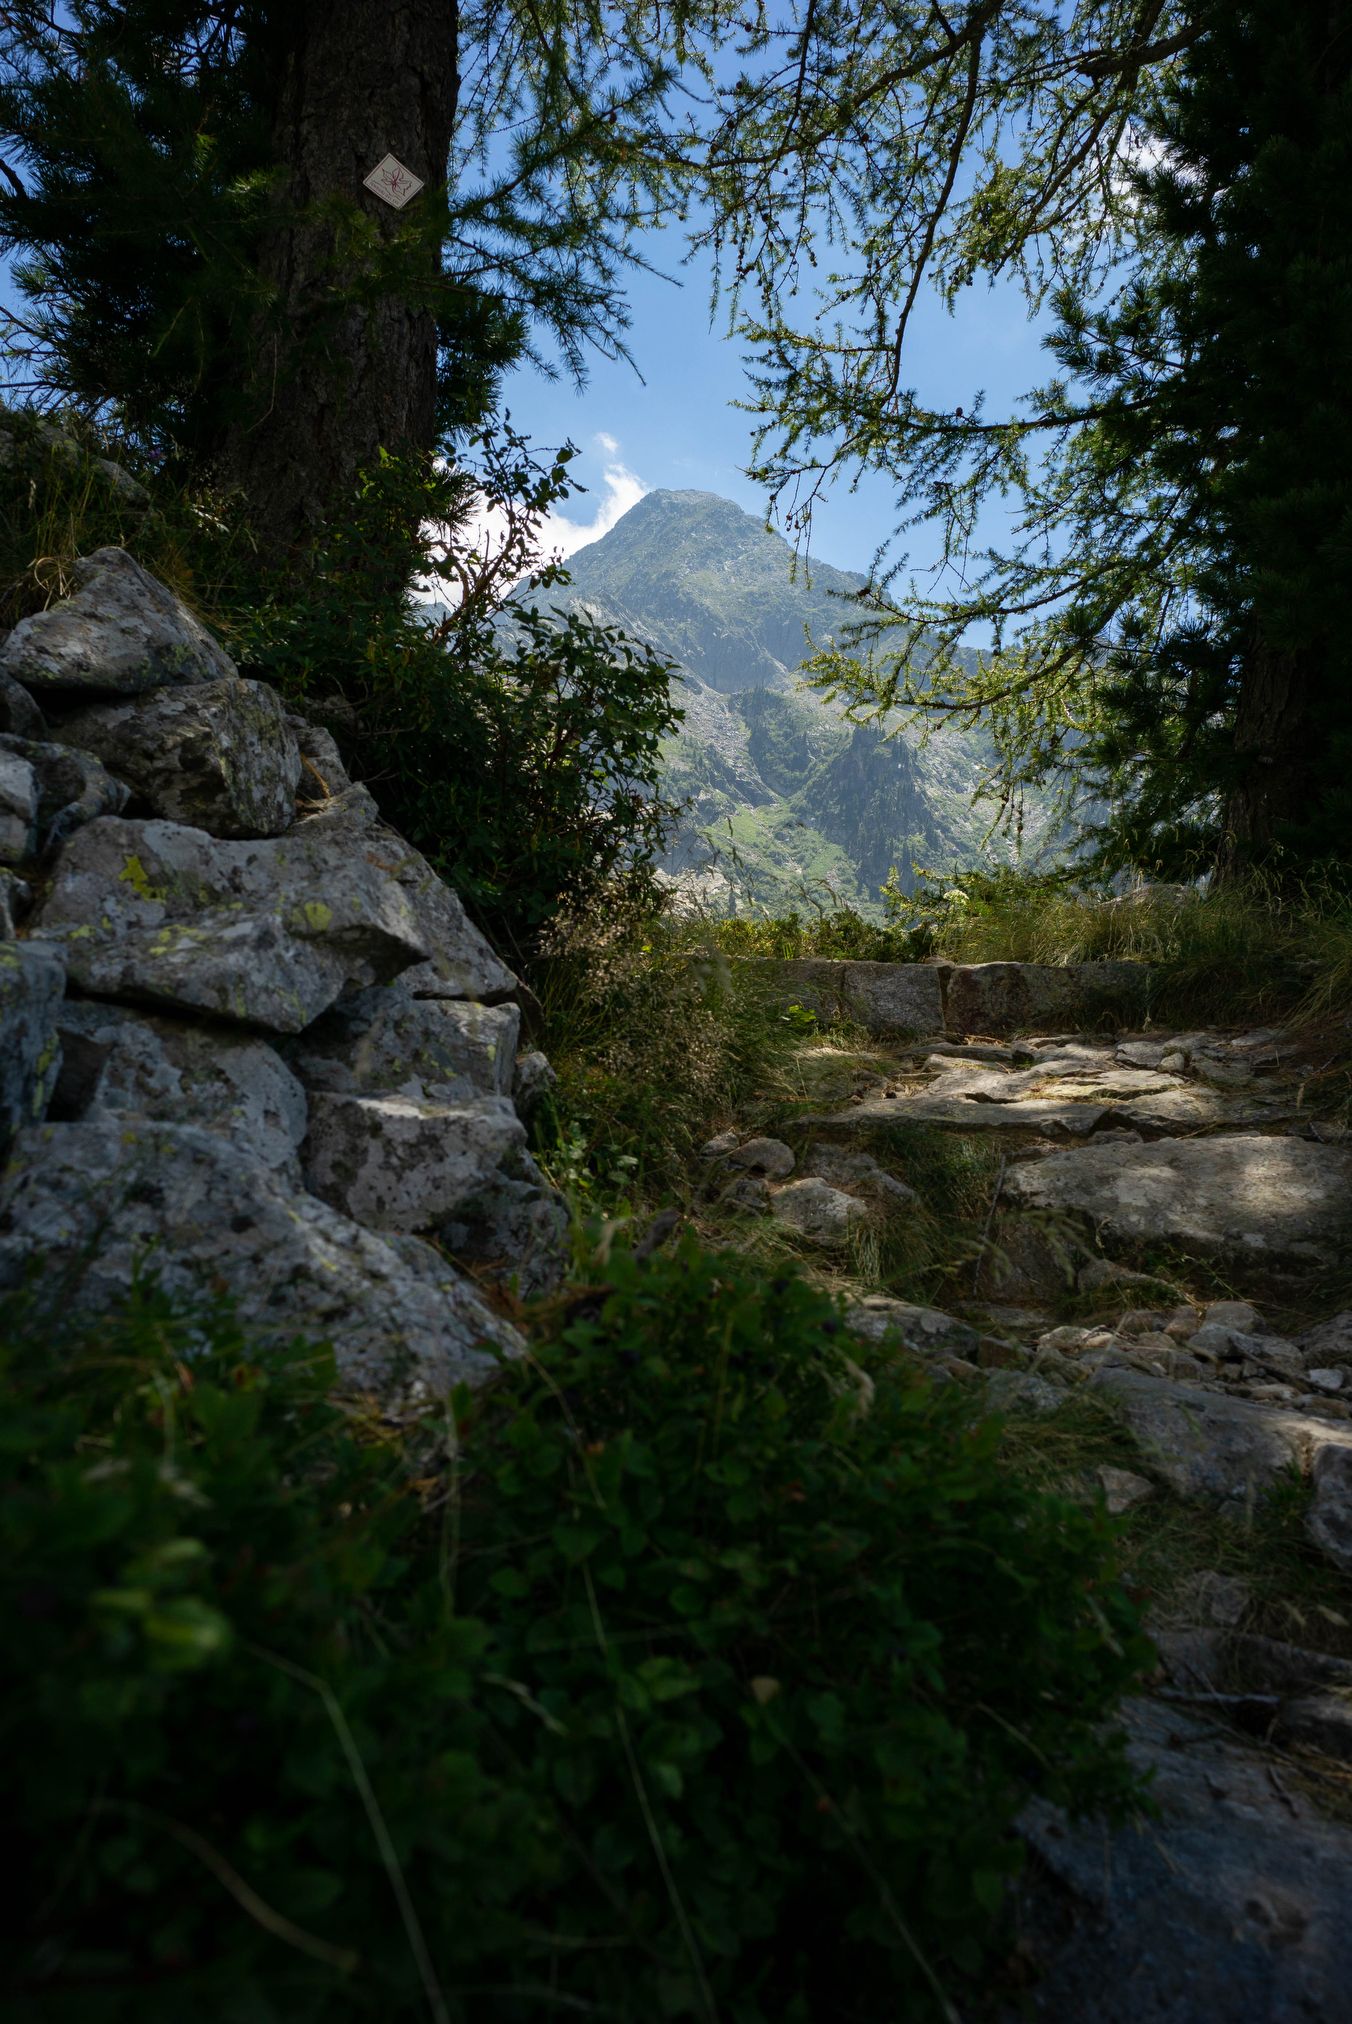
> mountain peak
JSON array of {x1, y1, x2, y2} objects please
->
[{"x1": 560, "y1": 486, "x2": 864, "y2": 693}]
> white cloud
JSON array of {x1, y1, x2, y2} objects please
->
[
  {"x1": 414, "y1": 438, "x2": 648, "y2": 608},
  {"x1": 538, "y1": 453, "x2": 647, "y2": 561}
]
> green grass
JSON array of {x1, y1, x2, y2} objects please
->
[{"x1": 911, "y1": 865, "x2": 1352, "y2": 1032}]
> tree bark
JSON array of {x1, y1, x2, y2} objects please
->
[
  {"x1": 226, "y1": 0, "x2": 458, "y2": 565},
  {"x1": 1218, "y1": 632, "x2": 1315, "y2": 876}
]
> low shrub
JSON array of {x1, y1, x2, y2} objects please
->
[{"x1": 2, "y1": 1249, "x2": 1150, "y2": 2022}]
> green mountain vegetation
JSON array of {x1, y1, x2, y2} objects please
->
[{"x1": 543, "y1": 488, "x2": 1047, "y2": 915}]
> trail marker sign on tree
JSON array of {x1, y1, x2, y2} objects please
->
[{"x1": 363, "y1": 154, "x2": 424, "y2": 209}]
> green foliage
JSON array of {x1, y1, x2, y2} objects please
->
[
  {"x1": 694, "y1": 3, "x2": 1352, "y2": 882},
  {"x1": 0, "y1": 2, "x2": 709, "y2": 465},
  {"x1": 217, "y1": 437, "x2": 683, "y2": 963},
  {"x1": 1068, "y1": 0, "x2": 1352, "y2": 875},
  {"x1": 705, "y1": 906, "x2": 920, "y2": 962},
  {"x1": 0, "y1": 404, "x2": 216, "y2": 629},
  {"x1": 0, "y1": 410, "x2": 685, "y2": 964},
  {"x1": 533, "y1": 908, "x2": 797, "y2": 1211},
  {"x1": 2, "y1": 1250, "x2": 1149, "y2": 2021}
]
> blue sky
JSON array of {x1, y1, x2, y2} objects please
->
[{"x1": 507, "y1": 217, "x2": 1053, "y2": 581}]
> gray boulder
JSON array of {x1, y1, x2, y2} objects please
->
[
  {"x1": 288, "y1": 787, "x2": 516, "y2": 1003},
  {"x1": 0, "y1": 746, "x2": 37, "y2": 860},
  {"x1": 1090, "y1": 1367, "x2": 1352, "y2": 1507},
  {"x1": 769, "y1": 1176, "x2": 869, "y2": 1246},
  {"x1": 740, "y1": 957, "x2": 943, "y2": 1036},
  {"x1": 843, "y1": 1294, "x2": 979, "y2": 1356},
  {"x1": 800, "y1": 1143, "x2": 918, "y2": 1207},
  {"x1": 840, "y1": 961, "x2": 945, "y2": 1035},
  {"x1": 944, "y1": 960, "x2": 1150, "y2": 1035},
  {"x1": 51, "y1": 999, "x2": 308, "y2": 1179},
  {"x1": 1300, "y1": 1311, "x2": 1352, "y2": 1369},
  {"x1": 0, "y1": 868, "x2": 31, "y2": 938},
  {"x1": 289, "y1": 984, "x2": 519, "y2": 1102},
  {"x1": 31, "y1": 812, "x2": 431, "y2": 1032},
  {"x1": 0, "y1": 413, "x2": 151, "y2": 508},
  {"x1": 0, "y1": 733, "x2": 129, "y2": 855},
  {"x1": 0, "y1": 669, "x2": 46, "y2": 739},
  {"x1": 513, "y1": 1048, "x2": 558, "y2": 1119},
  {"x1": 0, "y1": 547, "x2": 236, "y2": 694},
  {"x1": 287, "y1": 715, "x2": 354, "y2": 803},
  {"x1": 302, "y1": 1090, "x2": 525, "y2": 1232},
  {"x1": 1004, "y1": 1133, "x2": 1352, "y2": 1271},
  {"x1": 59, "y1": 677, "x2": 302, "y2": 837},
  {"x1": 0, "y1": 940, "x2": 64, "y2": 1145},
  {"x1": 438, "y1": 1146, "x2": 570, "y2": 1298},
  {"x1": 1306, "y1": 1444, "x2": 1352, "y2": 1574},
  {"x1": 727, "y1": 1135, "x2": 796, "y2": 1179},
  {"x1": 0, "y1": 1117, "x2": 520, "y2": 1393}
]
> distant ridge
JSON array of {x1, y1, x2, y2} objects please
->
[{"x1": 540, "y1": 490, "x2": 1048, "y2": 917}]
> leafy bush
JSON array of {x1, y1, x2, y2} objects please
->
[
  {"x1": 2, "y1": 1250, "x2": 1149, "y2": 2022},
  {"x1": 0, "y1": 410, "x2": 684, "y2": 964}
]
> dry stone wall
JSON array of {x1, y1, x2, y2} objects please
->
[
  {"x1": 741, "y1": 953, "x2": 1153, "y2": 1036},
  {"x1": 0, "y1": 547, "x2": 567, "y2": 1396}
]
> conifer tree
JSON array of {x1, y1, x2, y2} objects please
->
[
  {"x1": 0, "y1": 2, "x2": 702, "y2": 567},
  {"x1": 1076, "y1": 0, "x2": 1352, "y2": 872},
  {"x1": 698, "y1": 0, "x2": 1352, "y2": 878}
]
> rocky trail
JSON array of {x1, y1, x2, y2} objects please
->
[
  {"x1": 700, "y1": 1010, "x2": 1352, "y2": 2021},
  {"x1": 2, "y1": 534, "x2": 1351, "y2": 2018}
]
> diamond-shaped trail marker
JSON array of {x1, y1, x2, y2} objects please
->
[{"x1": 363, "y1": 154, "x2": 425, "y2": 210}]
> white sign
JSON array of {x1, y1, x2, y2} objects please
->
[{"x1": 363, "y1": 154, "x2": 425, "y2": 210}]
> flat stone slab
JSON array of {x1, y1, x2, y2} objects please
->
[
  {"x1": 829, "y1": 1055, "x2": 1292, "y2": 1138},
  {"x1": 1011, "y1": 1696, "x2": 1352, "y2": 2022},
  {"x1": 0, "y1": 547, "x2": 236, "y2": 694},
  {"x1": 820, "y1": 1087, "x2": 1111, "y2": 1137},
  {"x1": 60, "y1": 676, "x2": 302, "y2": 837},
  {"x1": 0, "y1": 1117, "x2": 520, "y2": 1394},
  {"x1": 1005, "y1": 1134, "x2": 1352, "y2": 1270},
  {"x1": 31, "y1": 813, "x2": 430, "y2": 1031}
]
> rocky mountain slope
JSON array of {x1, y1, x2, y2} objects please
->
[{"x1": 539, "y1": 489, "x2": 1046, "y2": 915}]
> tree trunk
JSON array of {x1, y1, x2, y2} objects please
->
[
  {"x1": 226, "y1": 0, "x2": 458, "y2": 566},
  {"x1": 1217, "y1": 631, "x2": 1314, "y2": 877}
]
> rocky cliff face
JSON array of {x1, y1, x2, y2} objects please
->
[
  {"x1": 535, "y1": 490, "x2": 1052, "y2": 913},
  {"x1": 0, "y1": 545, "x2": 566, "y2": 1398}
]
